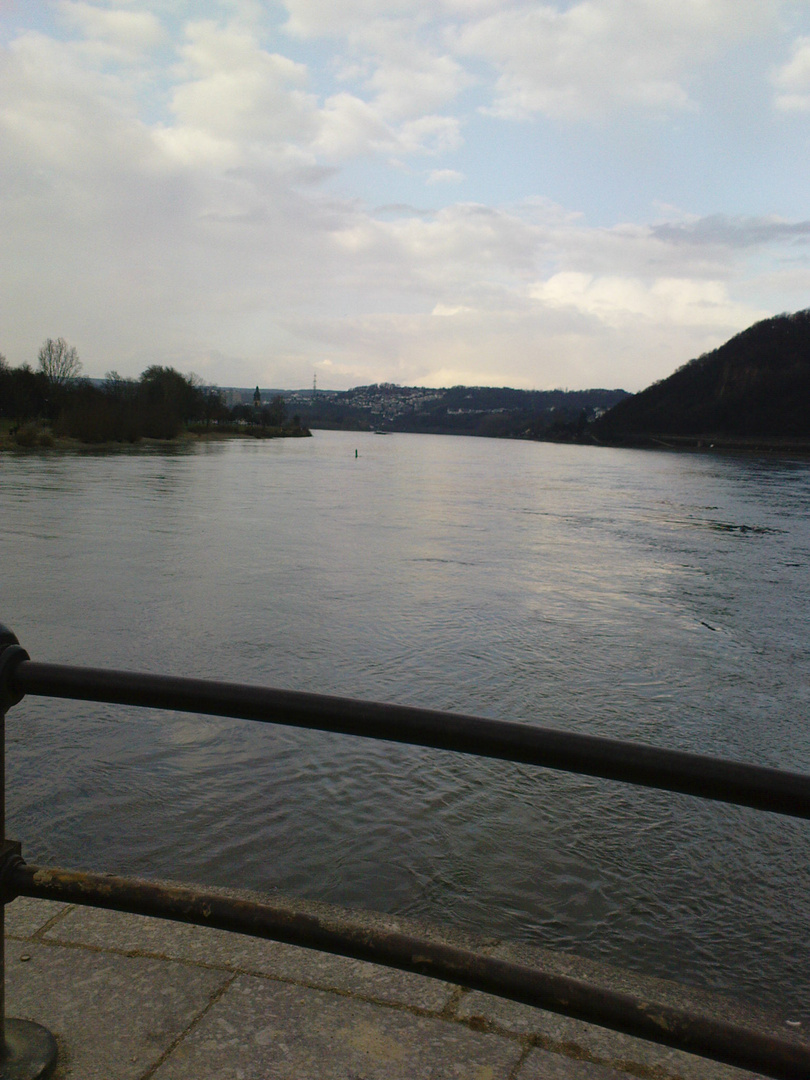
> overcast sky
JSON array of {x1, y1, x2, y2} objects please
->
[{"x1": 2, "y1": 1, "x2": 810, "y2": 391}]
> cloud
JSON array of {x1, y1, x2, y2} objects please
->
[
  {"x1": 281, "y1": 0, "x2": 425, "y2": 39},
  {"x1": 453, "y1": 0, "x2": 772, "y2": 120},
  {"x1": 427, "y1": 168, "x2": 464, "y2": 185},
  {"x1": 273, "y1": 206, "x2": 777, "y2": 390},
  {"x1": 356, "y1": 28, "x2": 472, "y2": 121},
  {"x1": 529, "y1": 272, "x2": 765, "y2": 330},
  {"x1": 397, "y1": 113, "x2": 462, "y2": 154},
  {"x1": 0, "y1": 31, "x2": 155, "y2": 175},
  {"x1": 312, "y1": 92, "x2": 398, "y2": 158},
  {"x1": 162, "y1": 20, "x2": 461, "y2": 165},
  {"x1": 432, "y1": 303, "x2": 474, "y2": 315},
  {"x1": 773, "y1": 36, "x2": 810, "y2": 111},
  {"x1": 281, "y1": 0, "x2": 770, "y2": 126},
  {"x1": 652, "y1": 214, "x2": 810, "y2": 247},
  {"x1": 56, "y1": 1, "x2": 167, "y2": 60},
  {"x1": 377, "y1": 204, "x2": 542, "y2": 284},
  {"x1": 169, "y1": 21, "x2": 318, "y2": 151},
  {"x1": 278, "y1": 294, "x2": 758, "y2": 392}
]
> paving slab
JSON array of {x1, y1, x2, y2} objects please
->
[
  {"x1": 4, "y1": 896, "x2": 71, "y2": 938},
  {"x1": 42, "y1": 904, "x2": 456, "y2": 1011},
  {"x1": 457, "y1": 990, "x2": 767, "y2": 1080},
  {"x1": 151, "y1": 973, "x2": 525, "y2": 1080},
  {"x1": 515, "y1": 1049, "x2": 631, "y2": 1079},
  {"x1": 4, "y1": 939, "x2": 228, "y2": 1080}
]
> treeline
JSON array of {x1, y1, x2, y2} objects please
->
[
  {"x1": 57, "y1": 367, "x2": 231, "y2": 442},
  {"x1": 1, "y1": 339, "x2": 305, "y2": 445}
]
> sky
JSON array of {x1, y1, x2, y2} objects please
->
[{"x1": 2, "y1": 1, "x2": 810, "y2": 392}]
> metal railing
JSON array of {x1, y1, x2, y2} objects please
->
[{"x1": 0, "y1": 623, "x2": 808, "y2": 1080}]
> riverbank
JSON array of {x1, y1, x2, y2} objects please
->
[
  {"x1": 5, "y1": 890, "x2": 792, "y2": 1079},
  {"x1": 0, "y1": 422, "x2": 311, "y2": 452}
]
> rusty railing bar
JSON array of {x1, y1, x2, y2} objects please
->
[{"x1": 10, "y1": 658, "x2": 810, "y2": 819}]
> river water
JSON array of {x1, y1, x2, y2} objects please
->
[{"x1": 2, "y1": 431, "x2": 809, "y2": 1020}]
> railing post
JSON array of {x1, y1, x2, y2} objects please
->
[
  {"x1": 0, "y1": 627, "x2": 57, "y2": 1080},
  {"x1": 1, "y1": 697, "x2": 6, "y2": 1055}
]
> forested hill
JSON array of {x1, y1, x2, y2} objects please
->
[{"x1": 595, "y1": 310, "x2": 810, "y2": 442}]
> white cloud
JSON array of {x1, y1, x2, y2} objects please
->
[
  {"x1": 313, "y1": 92, "x2": 399, "y2": 158},
  {"x1": 0, "y1": 32, "x2": 154, "y2": 174},
  {"x1": 342, "y1": 20, "x2": 470, "y2": 118},
  {"x1": 432, "y1": 303, "x2": 474, "y2": 315},
  {"x1": 453, "y1": 0, "x2": 773, "y2": 120},
  {"x1": 773, "y1": 36, "x2": 810, "y2": 111},
  {"x1": 529, "y1": 273, "x2": 764, "y2": 330},
  {"x1": 282, "y1": 0, "x2": 423, "y2": 39},
  {"x1": 160, "y1": 20, "x2": 462, "y2": 165},
  {"x1": 398, "y1": 113, "x2": 462, "y2": 154},
  {"x1": 427, "y1": 168, "x2": 464, "y2": 185},
  {"x1": 277, "y1": 298, "x2": 751, "y2": 392},
  {"x1": 366, "y1": 49, "x2": 467, "y2": 120},
  {"x1": 57, "y1": 1, "x2": 167, "y2": 59},
  {"x1": 170, "y1": 22, "x2": 318, "y2": 147},
  {"x1": 280, "y1": 2, "x2": 472, "y2": 161},
  {"x1": 377, "y1": 204, "x2": 541, "y2": 285},
  {"x1": 284, "y1": 205, "x2": 776, "y2": 389}
]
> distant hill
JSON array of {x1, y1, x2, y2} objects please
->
[
  {"x1": 289, "y1": 384, "x2": 630, "y2": 439},
  {"x1": 595, "y1": 310, "x2": 810, "y2": 443}
]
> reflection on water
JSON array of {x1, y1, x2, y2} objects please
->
[{"x1": 2, "y1": 432, "x2": 810, "y2": 1019}]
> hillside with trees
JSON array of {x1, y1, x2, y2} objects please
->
[{"x1": 594, "y1": 310, "x2": 810, "y2": 445}]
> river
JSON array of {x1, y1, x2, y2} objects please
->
[{"x1": 2, "y1": 430, "x2": 809, "y2": 1020}]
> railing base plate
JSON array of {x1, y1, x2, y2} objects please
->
[{"x1": 0, "y1": 1020, "x2": 57, "y2": 1080}]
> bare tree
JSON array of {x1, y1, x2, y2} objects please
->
[
  {"x1": 103, "y1": 370, "x2": 133, "y2": 399},
  {"x1": 37, "y1": 338, "x2": 81, "y2": 390}
]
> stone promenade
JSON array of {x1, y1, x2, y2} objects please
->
[{"x1": 4, "y1": 895, "x2": 791, "y2": 1079}]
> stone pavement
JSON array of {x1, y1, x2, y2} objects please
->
[{"x1": 3, "y1": 895, "x2": 790, "y2": 1080}]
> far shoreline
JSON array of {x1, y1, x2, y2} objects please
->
[
  {"x1": 589, "y1": 432, "x2": 810, "y2": 455},
  {"x1": 0, "y1": 424, "x2": 312, "y2": 453},
  {"x1": 4, "y1": 423, "x2": 810, "y2": 458}
]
